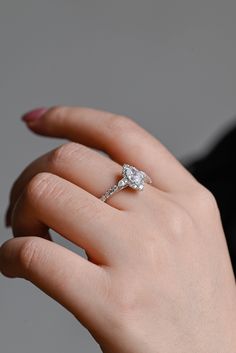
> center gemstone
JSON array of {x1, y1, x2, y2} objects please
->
[{"x1": 123, "y1": 165, "x2": 144, "y2": 187}]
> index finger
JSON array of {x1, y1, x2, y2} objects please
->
[{"x1": 22, "y1": 106, "x2": 197, "y2": 192}]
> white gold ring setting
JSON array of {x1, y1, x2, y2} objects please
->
[{"x1": 100, "y1": 164, "x2": 152, "y2": 203}]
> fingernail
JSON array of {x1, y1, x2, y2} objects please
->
[
  {"x1": 21, "y1": 108, "x2": 48, "y2": 123},
  {"x1": 5, "y1": 206, "x2": 11, "y2": 227}
]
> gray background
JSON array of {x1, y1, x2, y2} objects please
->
[{"x1": 0, "y1": 1, "x2": 236, "y2": 352}]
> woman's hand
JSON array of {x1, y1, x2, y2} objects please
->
[{"x1": 1, "y1": 106, "x2": 236, "y2": 353}]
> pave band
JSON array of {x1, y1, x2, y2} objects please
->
[{"x1": 100, "y1": 164, "x2": 152, "y2": 203}]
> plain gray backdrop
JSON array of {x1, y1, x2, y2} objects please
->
[{"x1": 1, "y1": 1, "x2": 236, "y2": 352}]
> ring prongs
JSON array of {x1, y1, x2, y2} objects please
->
[
  {"x1": 122, "y1": 164, "x2": 151, "y2": 190},
  {"x1": 100, "y1": 164, "x2": 152, "y2": 202}
]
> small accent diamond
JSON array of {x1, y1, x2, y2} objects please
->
[{"x1": 118, "y1": 179, "x2": 127, "y2": 188}]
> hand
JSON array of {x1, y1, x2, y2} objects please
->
[{"x1": 1, "y1": 106, "x2": 236, "y2": 353}]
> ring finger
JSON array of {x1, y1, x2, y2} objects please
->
[{"x1": 8, "y1": 142, "x2": 153, "y2": 225}]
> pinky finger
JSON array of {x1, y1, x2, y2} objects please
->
[{"x1": 0, "y1": 236, "x2": 107, "y2": 332}]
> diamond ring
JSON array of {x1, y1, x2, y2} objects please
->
[{"x1": 100, "y1": 164, "x2": 152, "y2": 203}]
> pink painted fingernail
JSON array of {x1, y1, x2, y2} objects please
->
[
  {"x1": 5, "y1": 206, "x2": 11, "y2": 227},
  {"x1": 21, "y1": 108, "x2": 48, "y2": 123}
]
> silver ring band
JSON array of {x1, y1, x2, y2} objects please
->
[{"x1": 100, "y1": 164, "x2": 152, "y2": 203}]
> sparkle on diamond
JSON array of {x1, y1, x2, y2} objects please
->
[{"x1": 123, "y1": 165, "x2": 144, "y2": 187}]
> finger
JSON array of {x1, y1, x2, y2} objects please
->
[
  {"x1": 7, "y1": 142, "x2": 138, "y2": 226},
  {"x1": 22, "y1": 106, "x2": 196, "y2": 192},
  {"x1": 0, "y1": 236, "x2": 107, "y2": 330},
  {"x1": 12, "y1": 172, "x2": 121, "y2": 265}
]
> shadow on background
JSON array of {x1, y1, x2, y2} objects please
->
[{"x1": 187, "y1": 119, "x2": 236, "y2": 277}]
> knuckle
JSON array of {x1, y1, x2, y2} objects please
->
[
  {"x1": 48, "y1": 142, "x2": 88, "y2": 166},
  {"x1": 19, "y1": 238, "x2": 42, "y2": 277},
  {"x1": 193, "y1": 185, "x2": 219, "y2": 212},
  {"x1": 106, "y1": 114, "x2": 138, "y2": 137},
  {"x1": 45, "y1": 106, "x2": 68, "y2": 124},
  {"x1": 25, "y1": 172, "x2": 58, "y2": 206}
]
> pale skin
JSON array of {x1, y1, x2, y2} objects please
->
[{"x1": 1, "y1": 106, "x2": 236, "y2": 353}]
